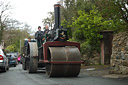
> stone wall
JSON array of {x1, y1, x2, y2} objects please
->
[
  {"x1": 110, "y1": 32, "x2": 128, "y2": 74},
  {"x1": 83, "y1": 51, "x2": 100, "y2": 66}
]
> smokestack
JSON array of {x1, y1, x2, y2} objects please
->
[{"x1": 54, "y1": 4, "x2": 61, "y2": 29}]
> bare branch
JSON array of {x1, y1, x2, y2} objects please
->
[{"x1": 0, "y1": 1, "x2": 13, "y2": 43}]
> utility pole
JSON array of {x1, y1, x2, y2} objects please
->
[{"x1": 20, "y1": 40, "x2": 21, "y2": 53}]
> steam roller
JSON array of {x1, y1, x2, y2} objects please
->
[{"x1": 21, "y1": 4, "x2": 83, "y2": 77}]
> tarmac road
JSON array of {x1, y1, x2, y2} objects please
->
[{"x1": 0, "y1": 64, "x2": 128, "y2": 85}]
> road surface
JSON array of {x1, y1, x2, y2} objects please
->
[{"x1": 0, "y1": 64, "x2": 128, "y2": 85}]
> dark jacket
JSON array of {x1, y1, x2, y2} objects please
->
[
  {"x1": 24, "y1": 40, "x2": 28, "y2": 46},
  {"x1": 44, "y1": 29, "x2": 49, "y2": 35},
  {"x1": 35, "y1": 31, "x2": 44, "y2": 40}
]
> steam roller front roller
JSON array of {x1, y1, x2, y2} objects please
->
[{"x1": 46, "y1": 47, "x2": 81, "y2": 77}]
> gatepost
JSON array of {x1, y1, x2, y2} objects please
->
[{"x1": 100, "y1": 30, "x2": 114, "y2": 65}]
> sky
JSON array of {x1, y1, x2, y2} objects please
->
[{"x1": 5, "y1": 0, "x2": 59, "y2": 31}]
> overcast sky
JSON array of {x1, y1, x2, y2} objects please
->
[{"x1": 6, "y1": 0, "x2": 58, "y2": 31}]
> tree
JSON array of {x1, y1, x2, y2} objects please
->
[
  {"x1": 76, "y1": 0, "x2": 93, "y2": 12},
  {"x1": 42, "y1": 12, "x2": 54, "y2": 28},
  {"x1": 6, "y1": 44, "x2": 17, "y2": 52},
  {"x1": 71, "y1": 8, "x2": 115, "y2": 53},
  {"x1": 60, "y1": 0, "x2": 94, "y2": 38},
  {"x1": 3, "y1": 19, "x2": 31, "y2": 52},
  {"x1": 94, "y1": 0, "x2": 128, "y2": 31},
  {"x1": 0, "y1": 1, "x2": 12, "y2": 43}
]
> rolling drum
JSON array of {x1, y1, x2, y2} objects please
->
[
  {"x1": 46, "y1": 47, "x2": 81, "y2": 77},
  {"x1": 64, "y1": 47, "x2": 81, "y2": 77},
  {"x1": 27, "y1": 42, "x2": 38, "y2": 73}
]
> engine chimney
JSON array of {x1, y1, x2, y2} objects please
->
[{"x1": 54, "y1": 4, "x2": 61, "y2": 29}]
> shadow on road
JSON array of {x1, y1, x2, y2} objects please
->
[{"x1": 0, "y1": 71, "x2": 6, "y2": 73}]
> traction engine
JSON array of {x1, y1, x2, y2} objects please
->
[{"x1": 21, "y1": 4, "x2": 83, "y2": 77}]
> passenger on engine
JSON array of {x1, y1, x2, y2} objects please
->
[
  {"x1": 35, "y1": 26, "x2": 44, "y2": 48},
  {"x1": 44, "y1": 25, "x2": 50, "y2": 42},
  {"x1": 24, "y1": 37, "x2": 31, "y2": 46}
]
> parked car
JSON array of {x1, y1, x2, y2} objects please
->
[
  {"x1": 0, "y1": 49, "x2": 9, "y2": 72},
  {"x1": 7, "y1": 53, "x2": 17, "y2": 67}
]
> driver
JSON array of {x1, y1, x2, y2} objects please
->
[{"x1": 35, "y1": 26, "x2": 44, "y2": 48}]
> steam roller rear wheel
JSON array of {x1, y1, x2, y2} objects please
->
[
  {"x1": 46, "y1": 47, "x2": 81, "y2": 77},
  {"x1": 22, "y1": 60, "x2": 26, "y2": 70},
  {"x1": 22, "y1": 57, "x2": 27, "y2": 70},
  {"x1": 27, "y1": 42, "x2": 38, "y2": 73}
]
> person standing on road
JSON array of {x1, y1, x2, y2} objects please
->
[
  {"x1": 17, "y1": 55, "x2": 21, "y2": 64},
  {"x1": 35, "y1": 26, "x2": 44, "y2": 48}
]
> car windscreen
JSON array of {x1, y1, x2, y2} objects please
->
[
  {"x1": 11, "y1": 54, "x2": 16, "y2": 58},
  {"x1": 7, "y1": 53, "x2": 16, "y2": 58}
]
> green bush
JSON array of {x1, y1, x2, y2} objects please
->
[
  {"x1": 5, "y1": 44, "x2": 17, "y2": 52},
  {"x1": 71, "y1": 8, "x2": 115, "y2": 54}
]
